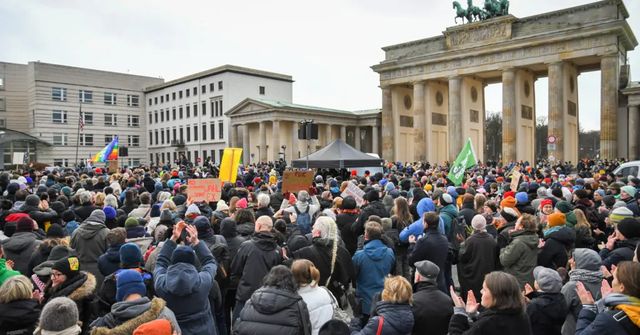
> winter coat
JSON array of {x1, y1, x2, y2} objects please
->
[
  {"x1": 71, "y1": 212, "x2": 110, "y2": 284},
  {"x1": 96, "y1": 267, "x2": 155, "y2": 317},
  {"x1": 599, "y1": 238, "x2": 640, "y2": 269},
  {"x1": 127, "y1": 205, "x2": 151, "y2": 219},
  {"x1": 234, "y1": 287, "x2": 312, "y2": 335},
  {"x1": 17, "y1": 204, "x2": 58, "y2": 229},
  {"x1": 407, "y1": 225, "x2": 449, "y2": 292},
  {"x1": 351, "y1": 301, "x2": 414, "y2": 335},
  {"x1": 526, "y1": 292, "x2": 568, "y2": 335},
  {"x1": 336, "y1": 212, "x2": 359, "y2": 255},
  {"x1": 297, "y1": 285, "x2": 333, "y2": 335},
  {"x1": 458, "y1": 231, "x2": 497, "y2": 301},
  {"x1": 1, "y1": 231, "x2": 41, "y2": 275},
  {"x1": 574, "y1": 226, "x2": 596, "y2": 250},
  {"x1": 538, "y1": 226, "x2": 575, "y2": 269},
  {"x1": 499, "y1": 230, "x2": 539, "y2": 287},
  {"x1": 353, "y1": 201, "x2": 389, "y2": 237},
  {"x1": 154, "y1": 240, "x2": 217, "y2": 335},
  {"x1": 438, "y1": 204, "x2": 459, "y2": 237},
  {"x1": 399, "y1": 198, "x2": 440, "y2": 243},
  {"x1": 230, "y1": 232, "x2": 282, "y2": 303},
  {"x1": 561, "y1": 248, "x2": 604, "y2": 335},
  {"x1": 411, "y1": 281, "x2": 453, "y2": 335},
  {"x1": 27, "y1": 239, "x2": 63, "y2": 277},
  {"x1": 220, "y1": 219, "x2": 248, "y2": 262},
  {"x1": 43, "y1": 271, "x2": 98, "y2": 334},
  {"x1": 459, "y1": 203, "x2": 476, "y2": 226},
  {"x1": 74, "y1": 204, "x2": 98, "y2": 223},
  {"x1": 352, "y1": 239, "x2": 395, "y2": 315},
  {"x1": 90, "y1": 297, "x2": 180, "y2": 335},
  {"x1": 97, "y1": 244, "x2": 123, "y2": 277},
  {"x1": 448, "y1": 308, "x2": 532, "y2": 335},
  {"x1": 576, "y1": 293, "x2": 640, "y2": 335},
  {"x1": 0, "y1": 299, "x2": 41, "y2": 335}
]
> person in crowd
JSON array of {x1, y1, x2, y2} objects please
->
[
  {"x1": 390, "y1": 196, "x2": 413, "y2": 280},
  {"x1": 18, "y1": 194, "x2": 58, "y2": 230},
  {"x1": 352, "y1": 221, "x2": 395, "y2": 323},
  {"x1": 153, "y1": 222, "x2": 217, "y2": 335},
  {"x1": 255, "y1": 193, "x2": 274, "y2": 219},
  {"x1": 561, "y1": 248, "x2": 604, "y2": 335},
  {"x1": 449, "y1": 271, "x2": 532, "y2": 335},
  {"x1": 318, "y1": 320, "x2": 350, "y2": 335},
  {"x1": 128, "y1": 192, "x2": 153, "y2": 219},
  {"x1": 353, "y1": 190, "x2": 389, "y2": 237},
  {"x1": 34, "y1": 297, "x2": 82, "y2": 335},
  {"x1": 620, "y1": 185, "x2": 639, "y2": 216},
  {"x1": 600, "y1": 217, "x2": 640, "y2": 269},
  {"x1": 0, "y1": 275, "x2": 41, "y2": 334},
  {"x1": 98, "y1": 227, "x2": 127, "y2": 277},
  {"x1": 282, "y1": 190, "x2": 322, "y2": 235},
  {"x1": 573, "y1": 209, "x2": 597, "y2": 250},
  {"x1": 27, "y1": 223, "x2": 67, "y2": 277},
  {"x1": 407, "y1": 212, "x2": 449, "y2": 293},
  {"x1": 291, "y1": 259, "x2": 333, "y2": 335},
  {"x1": 575, "y1": 261, "x2": 640, "y2": 334},
  {"x1": 458, "y1": 214, "x2": 497, "y2": 301},
  {"x1": 538, "y1": 212, "x2": 576, "y2": 269},
  {"x1": 234, "y1": 265, "x2": 312, "y2": 335},
  {"x1": 411, "y1": 260, "x2": 453, "y2": 335},
  {"x1": 500, "y1": 214, "x2": 539, "y2": 287},
  {"x1": 525, "y1": 266, "x2": 568, "y2": 335},
  {"x1": 1, "y1": 216, "x2": 41, "y2": 275},
  {"x1": 350, "y1": 275, "x2": 414, "y2": 335},
  {"x1": 336, "y1": 196, "x2": 360, "y2": 255},
  {"x1": 31, "y1": 245, "x2": 74, "y2": 296},
  {"x1": 71, "y1": 209, "x2": 110, "y2": 284},
  {"x1": 74, "y1": 190, "x2": 98, "y2": 222}
]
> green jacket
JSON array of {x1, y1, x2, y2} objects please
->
[{"x1": 499, "y1": 230, "x2": 538, "y2": 287}]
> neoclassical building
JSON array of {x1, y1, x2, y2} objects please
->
[{"x1": 372, "y1": 0, "x2": 638, "y2": 164}]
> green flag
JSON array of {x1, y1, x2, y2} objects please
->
[{"x1": 448, "y1": 138, "x2": 478, "y2": 186}]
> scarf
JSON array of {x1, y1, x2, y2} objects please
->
[
  {"x1": 568, "y1": 269, "x2": 603, "y2": 284},
  {"x1": 34, "y1": 324, "x2": 81, "y2": 335},
  {"x1": 604, "y1": 293, "x2": 640, "y2": 327},
  {"x1": 543, "y1": 226, "x2": 563, "y2": 238}
]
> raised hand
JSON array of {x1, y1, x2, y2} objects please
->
[
  {"x1": 524, "y1": 283, "x2": 534, "y2": 296},
  {"x1": 601, "y1": 279, "x2": 613, "y2": 299},
  {"x1": 450, "y1": 286, "x2": 465, "y2": 308},
  {"x1": 465, "y1": 290, "x2": 480, "y2": 314},
  {"x1": 576, "y1": 281, "x2": 595, "y2": 305},
  {"x1": 185, "y1": 224, "x2": 199, "y2": 246}
]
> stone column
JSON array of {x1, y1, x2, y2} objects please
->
[
  {"x1": 601, "y1": 55, "x2": 619, "y2": 159},
  {"x1": 629, "y1": 105, "x2": 639, "y2": 160},
  {"x1": 413, "y1": 81, "x2": 426, "y2": 161},
  {"x1": 340, "y1": 125, "x2": 346, "y2": 140},
  {"x1": 354, "y1": 126, "x2": 361, "y2": 150},
  {"x1": 231, "y1": 124, "x2": 239, "y2": 148},
  {"x1": 381, "y1": 87, "x2": 394, "y2": 161},
  {"x1": 547, "y1": 62, "x2": 564, "y2": 161},
  {"x1": 258, "y1": 121, "x2": 267, "y2": 162},
  {"x1": 272, "y1": 120, "x2": 280, "y2": 161},
  {"x1": 372, "y1": 125, "x2": 379, "y2": 155},
  {"x1": 291, "y1": 121, "x2": 299, "y2": 160},
  {"x1": 502, "y1": 69, "x2": 516, "y2": 162},
  {"x1": 325, "y1": 124, "x2": 332, "y2": 145},
  {"x1": 242, "y1": 124, "x2": 250, "y2": 164},
  {"x1": 448, "y1": 76, "x2": 462, "y2": 161}
]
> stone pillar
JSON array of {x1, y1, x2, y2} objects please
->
[
  {"x1": 413, "y1": 81, "x2": 426, "y2": 161},
  {"x1": 547, "y1": 62, "x2": 564, "y2": 161},
  {"x1": 291, "y1": 121, "x2": 299, "y2": 160},
  {"x1": 272, "y1": 120, "x2": 280, "y2": 161},
  {"x1": 601, "y1": 55, "x2": 619, "y2": 159},
  {"x1": 629, "y1": 105, "x2": 639, "y2": 160},
  {"x1": 325, "y1": 124, "x2": 332, "y2": 145},
  {"x1": 448, "y1": 76, "x2": 462, "y2": 161},
  {"x1": 354, "y1": 126, "x2": 361, "y2": 150},
  {"x1": 231, "y1": 124, "x2": 239, "y2": 148},
  {"x1": 340, "y1": 125, "x2": 346, "y2": 140},
  {"x1": 502, "y1": 69, "x2": 516, "y2": 162},
  {"x1": 372, "y1": 125, "x2": 379, "y2": 155},
  {"x1": 259, "y1": 121, "x2": 267, "y2": 162},
  {"x1": 242, "y1": 124, "x2": 250, "y2": 164},
  {"x1": 381, "y1": 87, "x2": 394, "y2": 161}
]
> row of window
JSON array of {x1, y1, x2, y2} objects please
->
[
  {"x1": 148, "y1": 99, "x2": 223, "y2": 124},
  {"x1": 53, "y1": 158, "x2": 140, "y2": 167},
  {"x1": 150, "y1": 149, "x2": 224, "y2": 166},
  {"x1": 148, "y1": 122, "x2": 224, "y2": 146},
  {"x1": 52, "y1": 133, "x2": 140, "y2": 147},
  {"x1": 52, "y1": 88, "x2": 139, "y2": 106},
  {"x1": 51, "y1": 111, "x2": 139, "y2": 127},
  {"x1": 149, "y1": 81, "x2": 223, "y2": 106}
]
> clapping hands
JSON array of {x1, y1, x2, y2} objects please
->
[{"x1": 450, "y1": 286, "x2": 479, "y2": 314}]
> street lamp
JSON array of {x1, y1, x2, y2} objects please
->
[{"x1": 281, "y1": 145, "x2": 287, "y2": 164}]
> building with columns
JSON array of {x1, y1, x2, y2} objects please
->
[
  {"x1": 372, "y1": 0, "x2": 638, "y2": 164},
  {"x1": 226, "y1": 99, "x2": 380, "y2": 165}
]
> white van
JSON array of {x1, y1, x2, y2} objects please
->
[{"x1": 613, "y1": 160, "x2": 640, "y2": 179}]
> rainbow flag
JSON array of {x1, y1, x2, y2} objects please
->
[{"x1": 92, "y1": 136, "x2": 119, "y2": 163}]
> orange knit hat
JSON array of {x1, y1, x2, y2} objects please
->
[
  {"x1": 500, "y1": 196, "x2": 517, "y2": 208},
  {"x1": 133, "y1": 319, "x2": 172, "y2": 335},
  {"x1": 547, "y1": 212, "x2": 566, "y2": 228}
]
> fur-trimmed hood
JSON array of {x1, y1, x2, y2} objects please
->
[
  {"x1": 90, "y1": 297, "x2": 169, "y2": 335},
  {"x1": 47, "y1": 271, "x2": 96, "y2": 302}
]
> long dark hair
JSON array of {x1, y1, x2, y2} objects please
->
[{"x1": 263, "y1": 265, "x2": 297, "y2": 293}]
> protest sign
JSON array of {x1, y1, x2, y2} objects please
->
[
  {"x1": 341, "y1": 182, "x2": 366, "y2": 206},
  {"x1": 282, "y1": 171, "x2": 315, "y2": 193},
  {"x1": 187, "y1": 178, "x2": 222, "y2": 202},
  {"x1": 108, "y1": 160, "x2": 119, "y2": 174},
  {"x1": 219, "y1": 148, "x2": 243, "y2": 183},
  {"x1": 510, "y1": 169, "x2": 521, "y2": 192}
]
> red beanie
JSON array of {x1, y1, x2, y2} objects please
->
[
  {"x1": 133, "y1": 319, "x2": 172, "y2": 335},
  {"x1": 539, "y1": 198, "x2": 553, "y2": 210}
]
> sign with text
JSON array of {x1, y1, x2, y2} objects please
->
[
  {"x1": 282, "y1": 171, "x2": 315, "y2": 193},
  {"x1": 108, "y1": 160, "x2": 119, "y2": 174},
  {"x1": 510, "y1": 170, "x2": 521, "y2": 193},
  {"x1": 341, "y1": 182, "x2": 366, "y2": 206},
  {"x1": 187, "y1": 178, "x2": 222, "y2": 203}
]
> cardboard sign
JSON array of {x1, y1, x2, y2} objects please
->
[
  {"x1": 510, "y1": 169, "x2": 521, "y2": 193},
  {"x1": 282, "y1": 171, "x2": 315, "y2": 193},
  {"x1": 341, "y1": 182, "x2": 366, "y2": 206},
  {"x1": 187, "y1": 178, "x2": 222, "y2": 202},
  {"x1": 108, "y1": 160, "x2": 119, "y2": 174}
]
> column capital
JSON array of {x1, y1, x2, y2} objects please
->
[
  {"x1": 411, "y1": 80, "x2": 425, "y2": 86},
  {"x1": 501, "y1": 67, "x2": 517, "y2": 73},
  {"x1": 447, "y1": 75, "x2": 462, "y2": 81},
  {"x1": 600, "y1": 53, "x2": 619, "y2": 60}
]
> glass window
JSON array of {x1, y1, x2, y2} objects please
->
[
  {"x1": 154, "y1": 111, "x2": 158, "y2": 123},
  {"x1": 210, "y1": 123, "x2": 215, "y2": 140},
  {"x1": 179, "y1": 91, "x2": 183, "y2": 99},
  {"x1": 202, "y1": 124, "x2": 207, "y2": 141},
  {"x1": 186, "y1": 105, "x2": 190, "y2": 118},
  {"x1": 259, "y1": 86, "x2": 265, "y2": 95},
  {"x1": 179, "y1": 107, "x2": 183, "y2": 119},
  {"x1": 218, "y1": 81, "x2": 223, "y2": 90},
  {"x1": 160, "y1": 95, "x2": 164, "y2": 103},
  {"x1": 165, "y1": 109, "x2": 169, "y2": 121},
  {"x1": 186, "y1": 127, "x2": 191, "y2": 142},
  {"x1": 172, "y1": 108, "x2": 176, "y2": 120},
  {"x1": 202, "y1": 102, "x2": 206, "y2": 116},
  {"x1": 194, "y1": 125, "x2": 198, "y2": 141},
  {"x1": 160, "y1": 110, "x2": 164, "y2": 122},
  {"x1": 155, "y1": 130, "x2": 158, "y2": 145},
  {"x1": 166, "y1": 129, "x2": 169, "y2": 143},
  {"x1": 81, "y1": 134, "x2": 93, "y2": 146},
  {"x1": 128, "y1": 135, "x2": 140, "y2": 147},
  {"x1": 186, "y1": 89, "x2": 190, "y2": 97},
  {"x1": 194, "y1": 87, "x2": 198, "y2": 95},
  {"x1": 52, "y1": 87, "x2": 67, "y2": 101},
  {"x1": 127, "y1": 94, "x2": 139, "y2": 107},
  {"x1": 105, "y1": 134, "x2": 115, "y2": 145},
  {"x1": 53, "y1": 159, "x2": 69, "y2": 167},
  {"x1": 209, "y1": 83, "x2": 214, "y2": 92},
  {"x1": 52, "y1": 110, "x2": 67, "y2": 124},
  {"x1": 193, "y1": 104, "x2": 197, "y2": 117},
  {"x1": 83, "y1": 112, "x2": 93, "y2": 125},
  {"x1": 0, "y1": 97, "x2": 5, "y2": 112},
  {"x1": 79, "y1": 90, "x2": 93, "y2": 103},
  {"x1": 128, "y1": 115, "x2": 140, "y2": 127},
  {"x1": 218, "y1": 122, "x2": 223, "y2": 139},
  {"x1": 149, "y1": 131, "x2": 153, "y2": 146},
  {"x1": 104, "y1": 113, "x2": 117, "y2": 126},
  {"x1": 148, "y1": 98, "x2": 152, "y2": 106},
  {"x1": 194, "y1": 103, "x2": 198, "y2": 116},
  {"x1": 149, "y1": 113, "x2": 152, "y2": 124},
  {"x1": 172, "y1": 92, "x2": 176, "y2": 100},
  {"x1": 172, "y1": 128, "x2": 176, "y2": 142},
  {"x1": 104, "y1": 92, "x2": 117, "y2": 105},
  {"x1": 0, "y1": 77, "x2": 4, "y2": 90},
  {"x1": 154, "y1": 97, "x2": 158, "y2": 104},
  {"x1": 201, "y1": 85, "x2": 205, "y2": 94},
  {"x1": 53, "y1": 133, "x2": 68, "y2": 146}
]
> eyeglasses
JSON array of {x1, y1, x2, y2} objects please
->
[{"x1": 50, "y1": 272, "x2": 64, "y2": 278}]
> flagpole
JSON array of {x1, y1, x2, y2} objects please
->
[{"x1": 75, "y1": 101, "x2": 82, "y2": 168}]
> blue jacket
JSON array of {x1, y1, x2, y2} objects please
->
[
  {"x1": 352, "y1": 239, "x2": 395, "y2": 315},
  {"x1": 399, "y1": 198, "x2": 444, "y2": 243},
  {"x1": 351, "y1": 301, "x2": 414, "y2": 335},
  {"x1": 97, "y1": 244, "x2": 123, "y2": 277},
  {"x1": 154, "y1": 240, "x2": 218, "y2": 335}
]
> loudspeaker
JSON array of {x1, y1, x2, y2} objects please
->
[
  {"x1": 298, "y1": 123, "x2": 318, "y2": 140},
  {"x1": 120, "y1": 146, "x2": 129, "y2": 157}
]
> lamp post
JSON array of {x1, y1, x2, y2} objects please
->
[{"x1": 281, "y1": 144, "x2": 287, "y2": 164}]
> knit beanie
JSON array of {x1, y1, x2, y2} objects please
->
[
  {"x1": 236, "y1": 198, "x2": 248, "y2": 209},
  {"x1": 471, "y1": 215, "x2": 487, "y2": 232},
  {"x1": 216, "y1": 200, "x2": 229, "y2": 212},
  {"x1": 15, "y1": 216, "x2": 34, "y2": 233},
  {"x1": 610, "y1": 207, "x2": 635, "y2": 225},
  {"x1": 51, "y1": 257, "x2": 80, "y2": 279},
  {"x1": 25, "y1": 194, "x2": 40, "y2": 207},
  {"x1": 103, "y1": 206, "x2": 117, "y2": 220},
  {"x1": 500, "y1": 207, "x2": 519, "y2": 222},
  {"x1": 621, "y1": 186, "x2": 637, "y2": 198},
  {"x1": 37, "y1": 297, "x2": 79, "y2": 332},
  {"x1": 185, "y1": 204, "x2": 201, "y2": 217},
  {"x1": 133, "y1": 319, "x2": 172, "y2": 335},
  {"x1": 159, "y1": 209, "x2": 173, "y2": 226},
  {"x1": 547, "y1": 212, "x2": 566, "y2": 228},
  {"x1": 500, "y1": 196, "x2": 517, "y2": 208},
  {"x1": 539, "y1": 198, "x2": 553, "y2": 210},
  {"x1": 533, "y1": 266, "x2": 563, "y2": 293},
  {"x1": 503, "y1": 191, "x2": 515, "y2": 200},
  {"x1": 602, "y1": 195, "x2": 616, "y2": 208},
  {"x1": 120, "y1": 243, "x2": 143, "y2": 268},
  {"x1": 193, "y1": 216, "x2": 213, "y2": 238},
  {"x1": 172, "y1": 194, "x2": 186, "y2": 206},
  {"x1": 439, "y1": 193, "x2": 453, "y2": 205},
  {"x1": 171, "y1": 245, "x2": 196, "y2": 265},
  {"x1": 555, "y1": 201, "x2": 573, "y2": 214},
  {"x1": 116, "y1": 269, "x2": 147, "y2": 302},
  {"x1": 46, "y1": 223, "x2": 66, "y2": 238},
  {"x1": 125, "y1": 217, "x2": 140, "y2": 228},
  {"x1": 515, "y1": 192, "x2": 529, "y2": 204},
  {"x1": 617, "y1": 218, "x2": 640, "y2": 239}
]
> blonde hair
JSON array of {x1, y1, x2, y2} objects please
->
[
  {"x1": 0, "y1": 275, "x2": 33, "y2": 303},
  {"x1": 94, "y1": 193, "x2": 106, "y2": 207},
  {"x1": 573, "y1": 209, "x2": 592, "y2": 236},
  {"x1": 291, "y1": 259, "x2": 320, "y2": 287},
  {"x1": 161, "y1": 199, "x2": 177, "y2": 211},
  {"x1": 381, "y1": 276, "x2": 413, "y2": 305}
]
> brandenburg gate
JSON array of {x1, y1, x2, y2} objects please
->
[{"x1": 372, "y1": 0, "x2": 638, "y2": 163}]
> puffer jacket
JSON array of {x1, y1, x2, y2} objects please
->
[
  {"x1": 1, "y1": 231, "x2": 41, "y2": 275},
  {"x1": 561, "y1": 248, "x2": 603, "y2": 335},
  {"x1": 448, "y1": 308, "x2": 532, "y2": 335},
  {"x1": 90, "y1": 297, "x2": 180, "y2": 335},
  {"x1": 576, "y1": 293, "x2": 640, "y2": 335},
  {"x1": 234, "y1": 287, "x2": 312, "y2": 335},
  {"x1": 353, "y1": 200, "x2": 389, "y2": 237},
  {"x1": 230, "y1": 232, "x2": 282, "y2": 303},
  {"x1": 538, "y1": 226, "x2": 575, "y2": 269},
  {"x1": 17, "y1": 204, "x2": 58, "y2": 230},
  {"x1": 351, "y1": 301, "x2": 414, "y2": 335},
  {"x1": 352, "y1": 239, "x2": 395, "y2": 315},
  {"x1": 97, "y1": 244, "x2": 123, "y2": 277},
  {"x1": 71, "y1": 210, "x2": 110, "y2": 284},
  {"x1": 499, "y1": 230, "x2": 539, "y2": 287},
  {"x1": 599, "y1": 238, "x2": 640, "y2": 269},
  {"x1": 43, "y1": 271, "x2": 98, "y2": 334},
  {"x1": 0, "y1": 299, "x2": 41, "y2": 335},
  {"x1": 399, "y1": 198, "x2": 440, "y2": 243},
  {"x1": 297, "y1": 286, "x2": 333, "y2": 335}
]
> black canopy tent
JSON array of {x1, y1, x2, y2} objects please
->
[{"x1": 292, "y1": 139, "x2": 383, "y2": 169}]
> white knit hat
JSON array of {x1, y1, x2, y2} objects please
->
[{"x1": 471, "y1": 214, "x2": 487, "y2": 232}]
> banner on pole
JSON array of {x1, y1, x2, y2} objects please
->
[
  {"x1": 341, "y1": 182, "x2": 366, "y2": 207},
  {"x1": 282, "y1": 171, "x2": 315, "y2": 193},
  {"x1": 447, "y1": 138, "x2": 478, "y2": 186},
  {"x1": 219, "y1": 148, "x2": 243, "y2": 183},
  {"x1": 12, "y1": 152, "x2": 25, "y2": 165},
  {"x1": 187, "y1": 178, "x2": 223, "y2": 203}
]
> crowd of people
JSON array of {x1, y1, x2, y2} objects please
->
[{"x1": 0, "y1": 158, "x2": 638, "y2": 335}]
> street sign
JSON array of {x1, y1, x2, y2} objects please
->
[
  {"x1": 547, "y1": 143, "x2": 556, "y2": 151},
  {"x1": 547, "y1": 135, "x2": 557, "y2": 144}
]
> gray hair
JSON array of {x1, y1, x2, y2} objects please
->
[
  {"x1": 257, "y1": 193, "x2": 271, "y2": 208},
  {"x1": 537, "y1": 187, "x2": 547, "y2": 198},
  {"x1": 297, "y1": 190, "x2": 310, "y2": 203},
  {"x1": 157, "y1": 191, "x2": 171, "y2": 203},
  {"x1": 78, "y1": 190, "x2": 92, "y2": 205},
  {"x1": 313, "y1": 216, "x2": 338, "y2": 240},
  {"x1": 104, "y1": 194, "x2": 118, "y2": 209}
]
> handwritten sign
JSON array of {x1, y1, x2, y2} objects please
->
[
  {"x1": 341, "y1": 182, "x2": 366, "y2": 207},
  {"x1": 187, "y1": 178, "x2": 222, "y2": 202},
  {"x1": 282, "y1": 171, "x2": 315, "y2": 193},
  {"x1": 108, "y1": 160, "x2": 119, "y2": 174},
  {"x1": 510, "y1": 170, "x2": 521, "y2": 193}
]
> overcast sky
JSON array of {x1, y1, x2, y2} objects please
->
[{"x1": 1, "y1": 0, "x2": 638, "y2": 131}]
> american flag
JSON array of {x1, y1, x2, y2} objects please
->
[{"x1": 79, "y1": 111, "x2": 84, "y2": 131}]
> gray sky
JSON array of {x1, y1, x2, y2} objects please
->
[{"x1": 1, "y1": 0, "x2": 638, "y2": 131}]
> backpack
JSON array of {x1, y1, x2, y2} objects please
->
[
  {"x1": 443, "y1": 211, "x2": 470, "y2": 265},
  {"x1": 294, "y1": 206, "x2": 312, "y2": 235}
]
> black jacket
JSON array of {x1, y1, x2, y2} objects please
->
[
  {"x1": 407, "y1": 225, "x2": 449, "y2": 292},
  {"x1": 230, "y1": 232, "x2": 282, "y2": 302},
  {"x1": 0, "y1": 299, "x2": 41, "y2": 335},
  {"x1": 293, "y1": 238, "x2": 355, "y2": 298},
  {"x1": 16, "y1": 204, "x2": 58, "y2": 230},
  {"x1": 336, "y1": 212, "x2": 359, "y2": 255},
  {"x1": 526, "y1": 292, "x2": 568, "y2": 335},
  {"x1": 459, "y1": 231, "x2": 497, "y2": 301},
  {"x1": 449, "y1": 308, "x2": 533, "y2": 335},
  {"x1": 538, "y1": 227, "x2": 576, "y2": 269},
  {"x1": 353, "y1": 201, "x2": 389, "y2": 237},
  {"x1": 599, "y1": 238, "x2": 640, "y2": 269},
  {"x1": 74, "y1": 204, "x2": 98, "y2": 222},
  {"x1": 352, "y1": 301, "x2": 414, "y2": 335},
  {"x1": 411, "y1": 281, "x2": 453, "y2": 335},
  {"x1": 234, "y1": 287, "x2": 311, "y2": 335}
]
